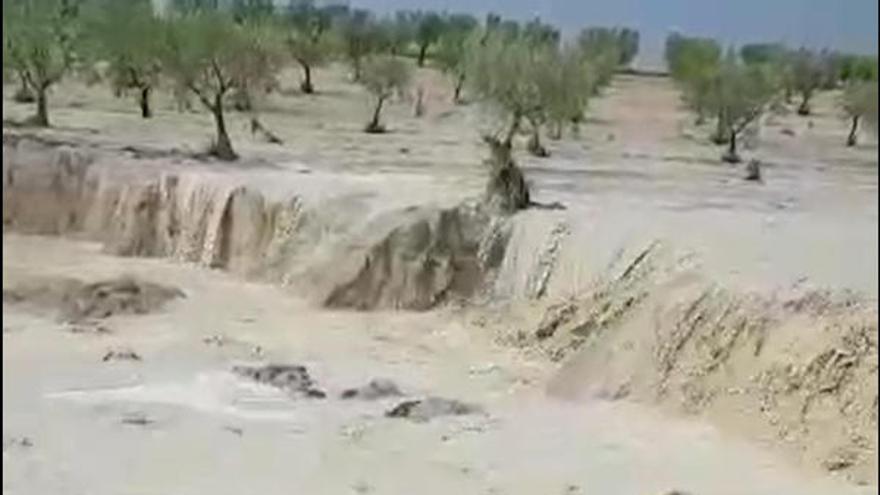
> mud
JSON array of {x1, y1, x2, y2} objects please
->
[
  {"x1": 385, "y1": 397, "x2": 482, "y2": 422},
  {"x1": 3, "y1": 275, "x2": 184, "y2": 323},
  {"x1": 340, "y1": 379, "x2": 404, "y2": 400},
  {"x1": 232, "y1": 363, "x2": 327, "y2": 399}
]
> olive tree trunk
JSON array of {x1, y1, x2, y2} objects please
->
[
  {"x1": 711, "y1": 116, "x2": 730, "y2": 144},
  {"x1": 722, "y1": 129, "x2": 741, "y2": 163},
  {"x1": 210, "y1": 94, "x2": 236, "y2": 161},
  {"x1": 139, "y1": 86, "x2": 152, "y2": 119},
  {"x1": 797, "y1": 93, "x2": 811, "y2": 116},
  {"x1": 33, "y1": 86, "x2": 50, "y2": 127},
  {"x1": 526, "y1": 122, "x2": 550, "y2": 157},
  {"x1": 453, "y1": 74, "x2": 465, "y2": 104},
  {"x1": 417, "y1": 43, "x2": 429, "y2": 67},
  {"x1": 365, "y1": 96, "x2": 386, "y2": 133},
  {"x1": 300, "y1": 62, "x2": 314, "y2": 94},
  {"x1": 846, "y1": 115, "x2": 859, "y2": 147}
]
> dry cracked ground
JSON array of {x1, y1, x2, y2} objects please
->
[{"x1": 2, "y1": 65, "x2": 878, "y2": 495}]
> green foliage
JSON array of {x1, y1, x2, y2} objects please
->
[
  {"x1": 161, "y1": 11, "x2": 284, "y2": 159},
  {"x1": 665, "y1": 33, "x2": 721, "y2": 81},
  {"x1": 360, "y1": 54, "x2": 412, "y2": 99},
  {"x1": 707, "y1": 52, "x2": 778, "y2": 160},
  {"x1": 334, "y1": 8, "x2": 383, "y2": 80},
  {"x1": 522, "y1": 17, "x2": 560, "y2": 48},
  {"x1": 839, "y1": 54, "x2": 878, "y2": 83},
  {"x1": 231, "y1": 0, "x2": 275, "y2": 23},
  {"x1": 578, "y1": 27, "x2": 639, "y2": 67},
  {"x1": 412, "y1": 11, "x2": 444, "y2": 66},
  {"x1": 711, "y1": 53, "x2": 777, "y2": 132},
  {"x1": 466, "y1": 30, "x2": 542, "y2": 137},
  {"x1": 169, "y1": 0, "x2": 219, "y2": 14},
  {"x1": 664, "y1": 34, "x2": 722, "y2": 121},
  {"x1": 3, "y1": 0, "x2": 80, "y2": 126},
  {"x1": 537, "y1": 45, "x2": 594, "y2": 139},
  {"x1": 434, "y1": 16, "x2": 479, "y2": 103},
  {"x1": 377, "y1": 12, "x2": 415, "y2": 55},
  {"x1": 740, "y1": 43, "x2": 787, "y2": 66}
]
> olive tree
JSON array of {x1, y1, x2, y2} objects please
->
[
  {"x1": 413, "y1": 11, "x2": 445, "y2": 67},
  {"x1": 841, "y1": 81, "x2": 878, "y2": 146},
  {"x1": 665, "y1": 34, "x2": 722, "y2": 126},
  {"x1": 577, "y1": 27, "x2": 636, "y2": 93},
  {"x1": 839, "y1": 55, "x2": 879, "y2": 84},
  {"x1": 790, "y1": 48, "x2": 825, "y2": 115},
  {"x1": 161, "y1": 12, "x2": 282, "y2": 160},
  {"x1": 465, "y1": 30, "x2": 549, "y2": 212},
  {"x1": 3, "y1": 0, "x2": 79, "y2": 126},
  {"x1": 706, "y1": 53, "x2": 778, "y2": 163},
  {"x1": 335, "y1": 8, "x2": 382, "y2": 81},
  {"x1": 83, "y1": 0, "x2": 163, "y2": 118},
  {"x1": 542, "y1": 46, "x2": 594, "y2": 140},
  {"x1": 286, "y1": 2, "x2": 337, "y2": 93},
  {"x1": 379, "y1": 12, "x2": 415, "y2": 56},
  {"x1": 434, "y1": 14, "x2": 478, "y2": 103},
  {"x1": 360, "y1": 55, "x2": 412, "y2": 133}
]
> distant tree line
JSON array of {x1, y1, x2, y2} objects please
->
[
  {"x1": 665, "y1": 33, "x2": 878, "y2": 160},
  {"x1": 3, "y1": 0, "x2": 644, "y2": 211}
]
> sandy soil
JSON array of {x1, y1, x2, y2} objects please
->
[{"x1": 3, "y1": 64, "x2": 878, "y2": 493}]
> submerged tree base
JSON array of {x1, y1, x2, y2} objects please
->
[
  {"x1": 721, "y1": 150, "x2": 741, "y2": 164},
  {"x1": 207, "y1": 140, "x2": 238, "y2": 161},
  {"x1": 744, "y1": 159, "x2": 762, "y2": 182},
  {"x1": 364, "y1": 122, "x2": 387, "y2": 134},
  {"x1": 527, "y1": 136, "x2": 551, "y2": 158},
  {"x1": 483, "y1": 137, "x2": 531, "y2": 214}
]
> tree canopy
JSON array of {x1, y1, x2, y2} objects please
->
[
  {"x1": 3, "y1": 0, "x2": 80, "y2": 126},
  {"x1": 161, "y1": 10, "x2": 284, "y2": 159}
]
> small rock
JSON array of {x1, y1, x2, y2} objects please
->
[
  {"x1": 232, "y1": 363, "x2": 325, "y2": 399},
  {"x1": 120, "y1": 413, "x2": 153, "y2": 426},
  {"x1": 385, "y1": 397, "x2": 481, "y2": 422},
  {"x1": 3, "y1": 436, "x2": 33, "y2": 450},
  {"x1": 223, "y1": 426, "x2": 244, "y2": 436},
  {"x1": 102, "y1": 348, "x2": 142, "y2": 362},
  {"x1": 340, "y1": 379, "x2": 403, "y2": 400},
  {"x1": 67, "y1": 322, "x2": 112, "y2": 335},
  {"x1": 202, "y1": 335, "x2": 226, "y2": 346},
  {"x1": 823, "y1": 449, "x2": 857, "y2": 472}
]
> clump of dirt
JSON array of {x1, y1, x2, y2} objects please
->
[
  {"x1": 232, "y1": 364, "x2": 326, "y2": 399},
  {"x1": 3, "y1": 276, "x2": 184, "y2": 323},
  {"x1": 102, "y1": 348, "x2": 142, "y2": 362},
  {"x1": 340, "y1": 379, "x2": 403, "y2": 400},
  {"x1": 385, "y1": 397, "x2": 482, "y2": 422}
]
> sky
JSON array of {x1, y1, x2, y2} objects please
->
[{"x1": 348, "y1": 0, "x2": 879, "y2": 69}]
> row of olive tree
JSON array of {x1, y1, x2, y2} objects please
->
[
  {"x1": 3, "y1": 0, "x2": 636, "y2": 202},
  {"x1": 666, "y1": 33, "x2": 878, "y2": 159},
  {"x1": 464, "y1": 22, "x2": 634, "y2": 212}
]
